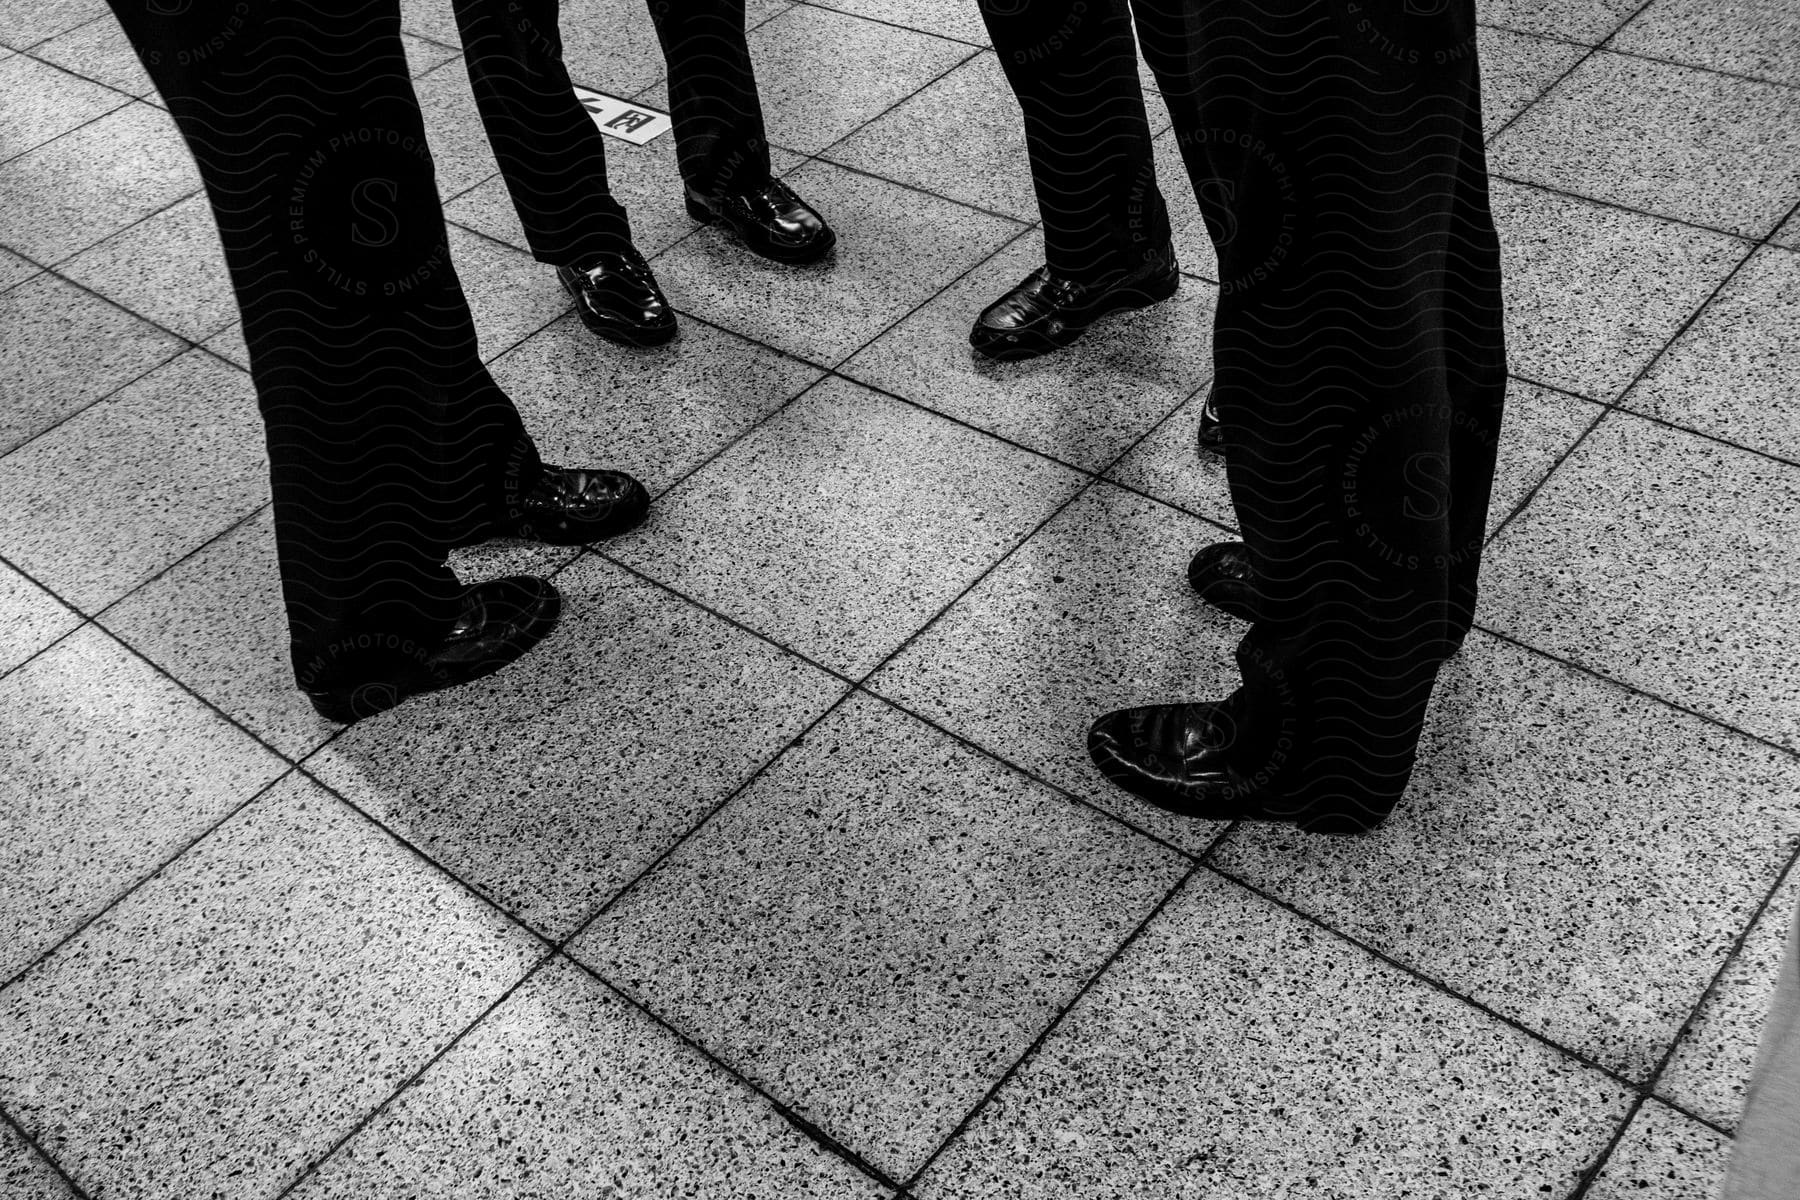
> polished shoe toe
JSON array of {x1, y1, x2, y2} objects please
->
[
  {"x1": 1087, "y1": 701, "x2": 1253, "y2": 819},
  {"x1": 1186, "y1": 541, "x2": 1260, "y2": 622},
  {"x1": 507, "y1": 464, "x2": 650, "y2": 544},
  {"x1": 302, "y1": 576, "x2": 562, "y2": 724},
  {"x1": 687, "y1": 177, "x2": 835, "y2": 264},
  {"x1": 970, "y1": 256, "x2": 1178, "y2": 361},
  {"x1": 557, "y1": 248, "x2": 677, "y2": 346}
]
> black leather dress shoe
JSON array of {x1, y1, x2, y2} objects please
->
[
  {"x1": 1187, "y1": 541, "x2": 1260, "y2": 622},
  {"x1": 557, "y1": 248, "x2": 677, "y2": 346},
  {"x1": 302, "y1": 576, "x2": 561, "y2": 724},
  {"x1": 685, "y1": 178, "x2": 835, "y2": 264},
  {"x1": 1196, "y1": 383, "x2": 1224, "y2": 454},
  {"x1": 493, "y1": 464, "x2": 650, "y2": 545},
  {"x1": 1087, "y1": 700, "x2": 1270, "y2": 821},
  {"x1": 970, "y1": 255, "x2": 1179, "y2": 361}
]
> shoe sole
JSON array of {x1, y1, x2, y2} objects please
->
[{"x1": 970, "y1": 268, "x2": 1180, "y2": 362}]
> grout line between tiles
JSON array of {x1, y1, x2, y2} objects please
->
[{"x1": 0, "y1": 1102, "x2": 92, "y2": 1200}]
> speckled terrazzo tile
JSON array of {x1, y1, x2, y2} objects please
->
[
  {"x1": 1477, "y1": 0, "x2": 1641, "y2": 43},
  {"x1": 401, "y1": 29, "x2": 459, "y2": 77},
  {"x1": 0, "y1": 0, "x2": 104, "y2": 49},
  {"x1": 1586, "y1": 1101, "x2": 1732, "y2": 1200},
  {"x1": 1610, "y1": 0, "x2": 1800, "y2": 88},
  {"x1": 414, "y1": 59, "x2": 503, "y2": 204},
  {"x1": 1490, "y1": 51, "x2": 1800, "y2": 239},
  {"x1": 808, "y1": 0, "x2": 987, "y2": 44},
  {"x1": 0, "y1": 350, "x2": 266, "y2": 613},
  {"x1": 443, "y1": 225, "x2": 573, "y2": 362},
  {"x1": 573, "y1": 692, "x2": 1188, "y2": 1181},
  {"x1": 307, "y1": 554, "x2": 846, "y2": 937},
  {"x1": 0, "y1": 101, "x2": 197, "y2": 264},
  {"x1": 0, "y1": 559, "x2": 78, "y2": 675},
  {"x1": 58, "y1": 191, "x2": 235, "y2": 342},
  {"x1": 99, "y1": 510, "x2": 326, "y2": 759},
  {"x1": 1100, "y1": 389, "x2": 1237, "y2": 529},
  {"x1": 1660, "y1": 867, "x2": 1800, "y2": 1129},
  {"x1": 743, "y1": 4, "x2": 973, "y2": 158},
  {"x1": 396, "y1": 0, "x2": 462, "y2": 59},
  {"x1": 1479, "y1": 410, "x2": 1800, "y2": 749},
  {"x1": 0, "y1": 55, "x2": 128, "y2": 163},
  {"x1": 293, "y1": 957, "x2": 888, "y2": 1200},
  {"x1": 28, "y1": 15, "x2": 157, "y2": 101},
  {"x1": 1491, "y1": 179, "x2": 1749, "y2": 400},
  {"x1": 1212, "y1": 634, "x2": 1800, "y2": 1080},
  {"x1": 0, "y1": 1122, "x2": 75, "y2": 1200},
  {"x1": 1774, "y1": 208, "x2": 1800, "y2": 252},
  {"x1": 0, "y1": 271, "x2": 182, "y2": 452},
  {"x1": 1476, "y1": 23, "x2": 1588, "y2": 138},
  {"x1": 201, "y1": 318, "x2": 247, "y2": 368},
  {"x1": 552, "y1": 0, "x2": 674, "y2": 102},
  {"x1": 0, "y1": 624, "x2": 285, "y2": 982},
  {"x1": 0, "y1": 244, "x2": 38, "y2": 291},
  {"x1": 0, "y1": 772, "x2": 541, "y2": 1200},
  {"x1": 828, "y1": 52, "x2": 1085, "y2": 223},
  {"x1": 653, "y1": 157, "x2": 1019, "y2": 366},
  {"x1": 840, "y1": 231, "x2": 1212, "y2": 473},
  {"x1": 1622, "y1": 245, "x2": 1800, "y2": 461},
  {"x1": 914, "y1": 868, "x2": 1632, "y2": 1200},
  {"x1": 609, "y1": 375, "x2": 1085, "y2": 677},
  {"x1": 868, "y1": 483, "x2": 1240, "y2": 855},
  {"x1": 487, "y1": 311, "x2": 825, "y2": 495}
]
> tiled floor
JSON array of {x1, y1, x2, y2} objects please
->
[{"x1": 1, "y1": 1, "x2": 1796, "y2": 1197}]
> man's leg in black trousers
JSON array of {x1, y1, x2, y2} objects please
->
[
  {"x1": 454, "y1": 0, "x2": 636, "y2": 266},
  {"x1": 1089, "y1": 0, "x2": 1507, "y2": 832},
  {"x1": 982, "y1": 0, "x2": 1170, "y2": 281},
  {"x1": 107, "y1": 0, "x2": 523, "y2": 679},
  {"x1": 644, "y1": 0, "x2": 770, "y2": 199}
]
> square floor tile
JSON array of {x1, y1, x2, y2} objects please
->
[
  {"x1": 27, "y1": 16, "x2": 155, "y2": 101},
  {"x1": 610, "y1": 376, "x2": 1085, "y2": 676},
  {"x1": 1490, "y1": 51, "x2": 1800, "y2": 239},
  {"x1": 1610, "y1": 0, "x2": 1800, "y2": 88},
  {"x1": 446, "y1": 224, "x2": 572, "y2": 361},
  {"x1": 0, "y1": 624, "x2": 286, "y2": 983},
  {"x1": 1492, "y1": 179, "x2": 1749, "y2": 400},
  {"x1": 0, "y1": 772, "x2": 541, "y2": 1200},
  {"x1": 488, "y1": 310, "x2": 825, "y2": 496},
  {"x1": 401, "y1": 29, "x2": 459, "y2": 77},
  {"x1": 1586, "y1": 1100, "x2": 1732, "y2": 1200},
  {"x1": 0, "y1": 559, "x2": 79, "y2": 676},
  {"x1": 0, "y1": 55, "x2": 127, "y2": 163},
  {"x1": 307, "y1": 554, "x2": 847, "y2": 937},
  {"x1": 0, "y1": 271, "x2": 182, "y2": 453},
  {"x1": 1477, "y1": 0, "x2": 1641, "y2": 43},
  {"x1": 294, "y1": 957, "x2": 888, "y2": 1199},
  {"x1": 1660, "y1": 866, "x2": 1800, "y2": 1129},
  {"x1": 1100, "y1": 387, "x2": 1235, "y2": 529},
  {"x1": 1476, "y1": 23, "x2": 1587, "y2": 137},
  {"x1": 0, "y1": 1123, "x2": 74, "y2": 1200},
  {"x1": 0, "y1": 101, "x2": 197, "y2": 264},
  {"x1": 650, "y1": 157, "x2": 1020, "y2": 366},
  {"x1": 1773, "y1": 207, "x2": 1800, "y2": 251},
  {"x1": 1213, "y1": 633, "x2": 1800, "y2": 1080},
  {"x1": 0, "y1": 350, "x2": 266, "y2": 613},
  {"x1": 201, "y1": 318, "x2": 247, "y2": 368},
  {"x1": 810, "y1": 0, "x2": 987, "y2": 45},
  {"x1": 869, "y1": 483, "x2": 1240, "y2": 855},
  {"x1": 555, "y1": 0, "x2": 676, "y2": 102},
  {"x1": 1479, "y1": 410, "x2": 1800, "y2": 749},
  {"x1": 58, "y1": 190, "x2": 235, "y2": 342},
  {"x1": 840, "y1": 230, "x2": 1213, "y2": 473},
  {"x1": 397, "y1": 0, "x2": 462, "y2": 51},
  {"x1": 414, "y1": 58, "x2": 503, "y2": 204},
  {"x1": 914, "y1": 868, "x2": 1632, "y2": 1199},
  {"x1": 0, "y1": 0, "x2": 105, "y2": 49},
  {"x1": 1623, "y1": 245, "x2": 1800, "y2": 461},
  {"x1": 743, "y1": 4, "x2": 973, "y2": 158},
  {"x1": 573, "y1": 692, "x2": 1189, "y2": 1181},
  {"x1": 829, "y1": 51, "x2": 1104, "y2": 223}
]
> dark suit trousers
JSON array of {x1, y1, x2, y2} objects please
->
[
  {"x1": 454, "y1": 0, "x2": 772, "y2": 265},
  {"x1": 108, "y1": 0, "x2": 542, "y2": 689},
  {"x1": 993, "y1": 0, "x2": 1506, "y2": 824}
]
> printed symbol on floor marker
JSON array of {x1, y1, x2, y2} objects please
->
[{"x1": 573, "y1": 85, "x2": 672, "y2": 146}]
